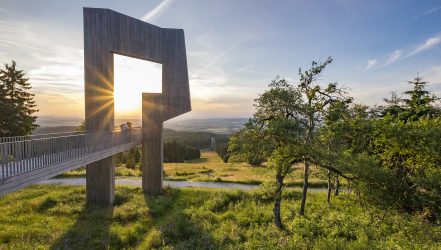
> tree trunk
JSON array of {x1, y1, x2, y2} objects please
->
[
  {"x1": 299, "y1": 159, "x2": 309, "y2": 216},
  {"x1": 335, "y1": 175, "x2": 339, "y2": 196},
  {"x1": 327, "y1": 169, "x2": 332, "y2": 205},
  {"x1": 274, "y1": 172, "x2": 285, "y2": 229}
]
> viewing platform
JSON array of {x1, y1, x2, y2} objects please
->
[{"x1": 0, "y1": 129, "x2": 142, "y2": 196}]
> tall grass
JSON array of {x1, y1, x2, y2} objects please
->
[{"x1": 0, "y1": 185, "x2": 439, "y2": 249}]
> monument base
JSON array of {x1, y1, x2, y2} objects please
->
[{"x1": 86, "y1": 157, "x2": 115, "y2": 206}]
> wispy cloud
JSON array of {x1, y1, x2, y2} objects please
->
[
  {"x1": 141, "y1": 0, "x2": 174, "y2": 22},
  {"x1": 364, "y1": 35, "x2": 441, "y2": 71},
  {"x1": 194, "y1": 37, "x2": 245, "y2": 77},
  {"x1": 0, "y1": 7, "x2": 29, "y2": 19},
  {"x1": 384, "y1": 49, "x2": 402, "y2": 66},
  {"x1": 235, "y1": 63, "x2": 255, "y2": 73},
  {"x1": 28, "y1": 46, "x2": 84, "y2": 94},
  {"x1": 407, "y1": 35, "x2": 441, "y2": 57},
  {"x1": 0, "y1": 39, "x2": 48, "y2": 53},
  {"x1": 413, "y1": 6, "x2": 441, "y2": 20},
  {"x1": 364, "y1": 59, "x2": 378, "y2": 71}
]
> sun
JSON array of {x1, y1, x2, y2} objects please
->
[{"x1": 113, "y1": 54, "x2": 162, "y2": 117}]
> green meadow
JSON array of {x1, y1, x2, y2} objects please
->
[{"x1": 0, "y1": 185, "x2": 439, "y2": 249}]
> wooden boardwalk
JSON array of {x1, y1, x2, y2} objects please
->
[{"x1": 0, "y1": 129, "x2": 142, "y2": 196}]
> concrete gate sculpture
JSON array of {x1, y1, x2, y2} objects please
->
[{"x1": 83, "y1": 8, "x2": 191, "y2": 205}]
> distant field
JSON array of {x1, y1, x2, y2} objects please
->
[
  {"x1": 34, "y1": 117, "x2": 247, "y2": 135},
  {"x1": 0, "y1": 185, "x2": 438, "y2": 249},
  {"x1": 60, "y1": 151, "x2": 328, "y2": 187}
]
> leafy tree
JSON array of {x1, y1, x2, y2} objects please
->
[
  {"x1": 0, "y1": 61, "x2": 38, "y2": 136},
  {"x1": 295, "y1": 57, "x2": 352, "y2": 215},
  {"x1": 228, "y1": 77, "x2": 304, "y2": 228},
  {"x1": 371, "y1": 118, "x2": 441, "y2": 222},
  {"x1": 228, "y1": 119, "x2": 269, "y2": 166},
  {"x1": 229, "y1": 58, "x2": 351, "y2": 227},
  {"x1": 368, "y1": 77, "x2": 441, "y2": 222}
]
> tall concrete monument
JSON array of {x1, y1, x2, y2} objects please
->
[{"x1": 84, "y1": 8, "x2": 191, "y2": 206}]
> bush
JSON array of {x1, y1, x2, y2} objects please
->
[{"x1": 215, "y1": 142, "x2": 230, "y2": 162}]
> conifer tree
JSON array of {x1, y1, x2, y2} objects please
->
[
  {"x1": 0, "y1": 61, "x2": 38, "y2": 137},
  {"x1": 402, "y1": 77, "x2": 439, "y2": 121}
]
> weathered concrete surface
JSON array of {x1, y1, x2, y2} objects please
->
[
  {"x1": 83, "y1": 8, "x2": 191, "y2": 205},
  {"x1": 142, "y1": 94, "x2": 163, "y2": 194}
]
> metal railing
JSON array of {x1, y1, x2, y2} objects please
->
[
  {"x1": 0, "y1": 131, "x2": 85, "y2": 143},
  {"x1": 0, "y1": 129, "x2": 142, "y2": 179}
]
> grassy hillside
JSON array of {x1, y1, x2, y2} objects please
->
[{"x1": 0, "y1": 185, "x2": 439, "y2": 249}]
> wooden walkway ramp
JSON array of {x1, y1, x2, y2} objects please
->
[{"x1": 0, "y1": 129, "x2": 142, "y2": 196}]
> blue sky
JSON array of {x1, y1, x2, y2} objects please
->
[{"x1": 0, "y1": 0, "x2": 440, "y2": 120}]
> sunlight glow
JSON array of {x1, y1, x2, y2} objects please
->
[{"x1": 114, "y1": 54, "x2": 162, "y2": 117}]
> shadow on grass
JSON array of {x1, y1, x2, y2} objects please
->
[
  {"x1": 143, "y1": 188, "x2": 217, "y2": 249},
  {"x1": 50, "y1": 205, "x2": 113, "y2": 249}
]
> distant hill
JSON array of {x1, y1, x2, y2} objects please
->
[
  {"x1": 36, "y1": 117, "x2": 248, "y2": 135},
  {"x1": 165, "y1": 118, "x2": 248, "y2": 134},
  {"x1": 33, "y1": 126, "x2": 78, "y2": 134},
  {"x1": 36, "y1": 117, "x2": 83, "y2": 127},
  {"x1": 32, "y1": 126, "x2": 229, "y2": 149}
]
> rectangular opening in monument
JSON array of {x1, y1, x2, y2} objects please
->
[{"x1": 113, "y1": 54, "x2": 162, "y2": 126}]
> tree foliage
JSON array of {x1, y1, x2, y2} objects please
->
[
  {"x1": 322, "y1": 76, "x2": 441, "y2": 223},
  {"x1": 230, "y1": 59, "x2": 441, "y2": 227},
  {"x1": 228, "y1": 57, "x2": 353, "y2": 228},
  {"x1": 0, "y1": 61, "x2": 38, "y2": 136},
  {"x1": 163, "y1": 140, "x2": 200, "y2": 163},
  {"x1": 381, "y1": 77, "x2": 439, "y2": 121}
]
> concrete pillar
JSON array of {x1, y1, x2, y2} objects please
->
[
  {"x1": 84, "y1": 8, "x2": 115, "y2": 206},
  {"x1": 142, "y1": 93, "x2": 163, "y2": 194},
  {"x1": 86, "y1": 157, "x2": 115, "y2": 206}
]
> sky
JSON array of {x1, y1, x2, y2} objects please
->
[{"x1": 0, "y1": 0, "x2": 440, "y2": 121}]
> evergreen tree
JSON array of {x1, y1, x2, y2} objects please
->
[
  {"x1": 402, "y1": 77, "x2": 439, "y2": 121},
  {"x1": 0, "y1": 61, "x2": 38, "y2": 136},
  {"x1": 381, "y1": 91, "x2": 405, "y2": 118},
  {"x1": 381, "y1": 77, "x2": 439, "y2": 121}
]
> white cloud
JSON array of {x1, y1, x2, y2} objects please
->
[
  {"x1": 0, "y1": 39, "x2": 47, "y2": 53},
  {"x1": 235, "y1": 63, "x2": 255, "y2": 73},
  {"x1": 364, "y1": 59, "x2": 378, "y2": 71},
  {"x1": 407, "y1": 35, "x2": 441, "y2": 57},
  {"x1": 28, "y1": 46, "x2": 84, "y2": 108},
  {"x1": 365, "y1": 35, "x2": 441, "y2": 71},
  {"x1": 193, "y1": 37, "x2": 245, "y2": 77},
  {"x1": 413, "y1": 6, "x2": 441, "y2": 20},
  {"x1": 384, "y1": 49, "x2": 402, "y2": 66},
  {"x1": 141, "y1": 0, "x2": 174, "y2": 22}
]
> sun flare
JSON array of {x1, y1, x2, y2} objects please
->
[{"x1": 113, "y1": 54, "x2": 162, "y2": 117}]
